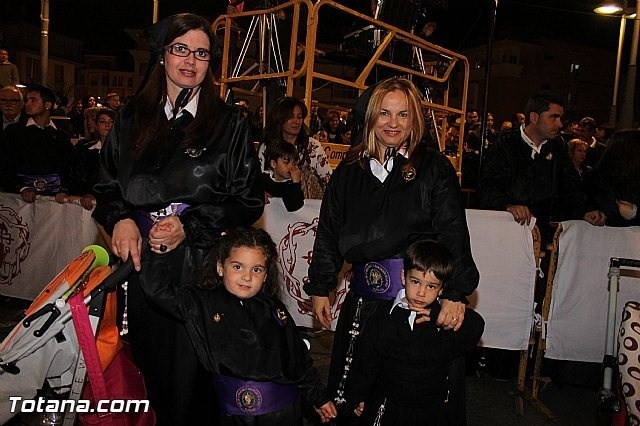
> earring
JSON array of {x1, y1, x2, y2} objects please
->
[{"x1": 159, "y1": 58, "x2": 165, "y2": 65}]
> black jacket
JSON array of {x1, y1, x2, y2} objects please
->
[{"x1": 478, "y1": 129, "x2": 592, "y2": 228}]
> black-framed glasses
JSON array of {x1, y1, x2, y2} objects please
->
[
  {"x1": 164, "y1": 44, "x2": 211, "y2": 61},
  {"x1": 0, "y1": 98, "x2": 21, "y2": 104}
]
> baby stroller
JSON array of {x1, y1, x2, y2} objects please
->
[
  {"x1": 599, "y1": 257, "x2": 640, "y2": 425},
  {"x1": 0, "y1": 246, "x2": 147, "y2": 426}
]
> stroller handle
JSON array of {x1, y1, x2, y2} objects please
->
[{"x1": 609, "y1": 257, "x2": 640, "y2": 269}]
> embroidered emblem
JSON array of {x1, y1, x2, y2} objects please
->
[
  {"x1": 364, "y1": 263, "x2": 390, "y2": 294},
  {"x1": 213, "y1": 313, "x2": 221, "y2": 323},
  {"x1": 401, "y1": 166, "x2": 416, "y2": 182},
  {"x1": 0, "y1": 205, "x2": 31, "y2": 285},
  {"x1": 185, "y1": 147, "x2": 206, "y2": 158},
  {"x1": 273, "y1": 308, "x2": 288, "y2": 325},
  {"x1": 545, "y1": 152, "x2": 553, "y2": 160},
  {"x1": 236, "y1": 386, "x2": 262, "y2": 413}
]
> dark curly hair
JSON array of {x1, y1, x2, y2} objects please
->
[{"x1": 200, "y1": 227, "x2": 281, "y2": 299}]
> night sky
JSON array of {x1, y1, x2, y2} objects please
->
[{"x1": 5, "y1": 0, "x2": 621, "y2": 52}]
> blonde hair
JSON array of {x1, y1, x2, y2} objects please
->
[{"x1": 347, "y1": 78, "x2": 425, "y2": 167}]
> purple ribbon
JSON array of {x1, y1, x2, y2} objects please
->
[
  {"x1": 351, "y1": 259, "x2": 404, "y2": 300},
  {"x1": 17, "y1": 173, "x2": 61, "y2": 194},
  {"x1": 212, "y1": 374, "x2": 299, "y2": 416},
  {"x1": 132, "y1": 203, "x2": 190, "y2": 237}
]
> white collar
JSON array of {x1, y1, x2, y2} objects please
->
[
  {"x1": 26, "y1": 117, "x2": 56, "y2": 130},
  {"x1": 520, "y1": 125, "x2": 547, "y2": 159},
  {"x1": 368, "y1": 146, "x2": 408, "y2": 183},
  {"x1": 163, "y1": 89, "x2": 199, "y2": 121},
  {"x1": 264, "y1": 169, "x2": 291, "y2": 183},
  {"x1": 589, "y1": 137, "x2": 597, "y2": 148},
  {"x1": 390, "y1": 289, "x2": 418, "y2": 330}
]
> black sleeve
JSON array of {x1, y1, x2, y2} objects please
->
[
  {"x1": 296, "y1": 330, "x2": 331, "y2": 408},
  {"x1": 347, "y1": 308, "x2": 383, "y2": 407},
  {"x1": 478, "y1": 137, "x2": 516, "y2": 211},
  {"x1": 305, "y1": 167, "x2": 346, "y2": 296},
  {"x1": 428, "y1": 153, "x2": 480, "y2": 301},
  {"x1": 281, "y1": 181, "x2": 304, "y2": 212},
  {"x1": 447, "y1": 308, "x2": 485, "y2": 353}
]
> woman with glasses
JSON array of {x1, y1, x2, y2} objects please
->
[{"x1": 92, "y1": 13, "x2": 264, "y2": 425}]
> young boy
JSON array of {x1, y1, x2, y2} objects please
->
[
  {"x1": 349, "y1": 240, "x2": 485, "y2": 426},
  {"x1": 260, "y1": 139, "x2": 304, "y2": 212}
]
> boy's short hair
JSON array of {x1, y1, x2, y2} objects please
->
[
  {"x1": 264, "y1": 139, "x2": 298, "y2": 170},
  {"x1": 403, "y1": 240, "x2": 454, "y2": 285}
]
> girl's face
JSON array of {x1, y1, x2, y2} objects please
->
[
  {"x1": 282, "y1": 105, "x2": 304, "y2": 139},
  {"x1": 217, "y1": 246, "x2": 267, "y2": 299},
  {"x1": 572, "y1": 144, "x2": 587, "y2": 165},
  {"x1": 87, "y1": 97, "x2": 96, "y2": 108},
  {"x1": 164, "y1": 29, "x2": 211, "y2": 99},
  {"x1": 374, "y1": 90, "x2": 411, "y2": 153},
  {"x1": 96, "y1": 114, "x2": 114, "y2": 140}
]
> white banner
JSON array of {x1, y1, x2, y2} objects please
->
[
  {"x1": 256, "y1": 198, "x2": 348, "y2": 330},
  {"x1": 0, "y1": 193, "x2": 100, "y2": 300},
  {"x1": 466, "y1": 210, "x2": 538, "y2": 351},
  {"x1": 546, "y1": 221, "x2": 640, "y2": 362}
]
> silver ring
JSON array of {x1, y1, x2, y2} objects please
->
[{"x1": 159, "y1": 244, "x2": 168, "y2": 253}]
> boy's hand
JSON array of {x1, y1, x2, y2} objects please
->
[
  {"x1": 411, "y1": 305, "x2": 432, "y2": 324},
  {"x1": 290, "y1": 164, "x2": 301, "y2": 183},
  {"x1": 354, "y1": 402, "x2": 365, "y2": 417},
  {"x1": 316, "y1": 401, "x2": 337, "y2": 422}
]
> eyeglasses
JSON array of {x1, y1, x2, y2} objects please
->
[
  {"x1": 0, "y1": 98, "x2": 21, "y2": 104},
  {"x1": 164, "y1": 44, "x2": 211, "y2": 61}
]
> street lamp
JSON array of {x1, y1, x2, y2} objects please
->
[
  {"x1": 595, "y1": 0, "x2": 624, "y2": 14},
  {"x1": 595, "y1": 0, "x2": 640, "y2": 129}
]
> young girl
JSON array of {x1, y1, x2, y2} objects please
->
[{"x1": 139, "y1": 227, "x2": 337, "y2": 425}]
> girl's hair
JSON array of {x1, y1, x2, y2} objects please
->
[
  {"x1": 264, "y1": 96, "x2": 311, "y2": 166},
  {"x1": 132, "y1": 13, "x2": 222, "y2": 154},
  {"x1": 403, "y1": 240, "x2": 454, "y2": 285},
  {"x1": 567, "y1": 138, "x2": 587, "y2": 158},
  {"x1": 200, "y1": 227, "x2": 281, "y2": 298},
  {"x1": 345, "y1": 77, "x2": 426, "y2": 175},
  {"x1": 596, "y1": 129, "x2": 640, "y2": 201}
]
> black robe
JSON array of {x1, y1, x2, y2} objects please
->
[
  {"x1": 92, "y1": 102, "x2": 264, "y2": 426},
  {"x1": 0, "y1": 122, "x2": 73, "y2": 194},
  {"x1": 139, "y1": 256, "x2": 330, "y2": 425},
  {"x1": 349, "y1": 303, "x2": 484, "y2": 426},
  {"x1": 304, "y1": 146, "x2": 479, "y2": 420}
]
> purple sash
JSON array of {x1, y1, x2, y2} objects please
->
[
  {"x1": 351, "y1": 259, "x2": 404, "y2": 300},
  {"x1": 212, "y1": 374, "x2": 299, "y2": 416},
  {"x1": 17, "y1": 173, "x2": 61, "y2": 194},
  {"x1": 132, "y1": 203, "x2": 190, "y2": 237}
]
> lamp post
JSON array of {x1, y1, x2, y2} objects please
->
[
  {"x1": 595, "y1": 0, "x2": 640, "y2": 129},
  {"x1": 40, "y1": 0, "x2": 49, "y2": 85}
]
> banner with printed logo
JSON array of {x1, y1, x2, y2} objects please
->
[
  {"x1": 256, "y1": 198, "x2": 348, "y2": 330},
  {"x1": 0, "y1": 193, "x2": 100, "y2": 300}
]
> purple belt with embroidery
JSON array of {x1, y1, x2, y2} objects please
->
[
  {"x1": 351, "y1": 259, "x2": 404, "y2": 300},
  {"x1": 132, "y1": 203, "x2": 190, "y2": 237},
  {"x1": 213, "y1": 374, "x2": 299, "y2": 416},
  {"x1": 17, "y1": 173, "x2": 61, "y2": 194}
]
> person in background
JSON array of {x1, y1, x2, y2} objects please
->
[
  {"x1": 324, "y1": 110, "x2": 343, "y2": 144},
  {"x1": 261, "y1": 96, "x2": 332, "y2": 199},
  {"x1": 0, "y1": 84, "x2": 73, "y2": 203},
  {"x1": 0, "y1": 48, "x2": 19, "y2": 87},
  {"x1": 591, "y1": 129, "x2": 640, "y2": 226},
  {"x1": 0, "y1": 85, "x2": 26, "y2": 135},
  {"x1": 105, "y1": 92, "x2": 121, "y2": 110},
  {"x1": 306, "y1": 77, "x2": 479, "y2": 425},
  {"x1": 261, "y1": 139, "x2": 304, "y2": 212},
  {"x1": 92, "y1": 13, "x2": 264, "y2": 425},
  {"x1": 567, "y1": 138, "x2": 589, "y2": 181},
  {"x1": 70, "y1": 108, "x2": 115, "y2": 210}
]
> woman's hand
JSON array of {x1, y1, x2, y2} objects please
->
[
  {"x1": 79, "y1": 194, "x2": 96, "y2": 211},
  {"x1": 311, "y1": 296, "x2": 332, "y2": 329},
  {"x1": 112, "y1": 218, "x2": 142, "y2": 271},
  {"x1": 617, "y1": 200, "x2": 638, "y2": 220},
  {"x1": 437, "y1": 299, "x2": 465, "y2": 331},
  {"x1": 54, "y1": 192, "x2": 69, "y2": 204},
  {"x1": 316, "y1": 401, "x2": 337, "y2": 423},
  {"x1": 148, "y1": 216, "x2": 186, "y2": 255}
]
